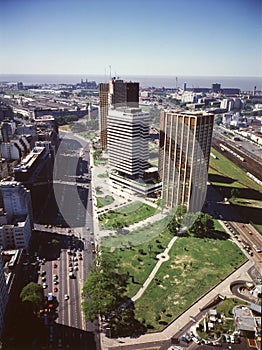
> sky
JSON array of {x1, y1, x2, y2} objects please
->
[{"x1": 0, "y1": 0, "x2": 261, "y2": 76}]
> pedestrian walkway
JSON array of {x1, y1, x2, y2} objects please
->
[{"x1": 132, "y1": 236, "x2": 178, "y2": 302}]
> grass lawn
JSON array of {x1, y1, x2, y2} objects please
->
[
  {"x1": 97, "y1": 172, "x2": 108, "y2": 178},
  {"x1": 209, "y1": 148, "x2": 261, "y2": 191},
  {"x1": 103, "y1": 221, "x2": 173, "y2": 296},
  {"x1": 99, "y1": 201, "x2": 156, "y2": 229},
  {"x1": 103, "y1": 219, "x2": 247, "y2": 332},
  {"x1": 59, "y1": 125, "x2": 71, "y2": 131},
  {"x1": 209, "y1": 147, "x2": 262, "y2": 234},
  {"x1": 216, "y1": 297, "x2": 248, "y2": 317},
  {"x1": 97, "y1": 195, "x2": 114, "y2": 208},
  {"x1": 96, "y1": 186, "x2": 103, "y2": 195},
  {"x1": 78, "y1": 131, "x2": 97, "y2": 140},
  {"x1": 133, "y1": 236, "x2": 247, "y2": 331}
]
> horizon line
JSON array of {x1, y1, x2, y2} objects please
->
[{"x1": 0, "y1": 73, "x2": 261, "y2": 78}]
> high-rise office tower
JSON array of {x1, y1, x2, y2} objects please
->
[
  {"x1": 99, "y1": 83, "x2": 110, "y2": 150},
  {"x1": 99, "y1": 78, "x2": 139, "y2": 149},
  {"x1": 159, "y1": 111, "x2": 214, "y2": 212},
  {"x1": 108, "y1": 107, "x2": 149, "y2": 179}
]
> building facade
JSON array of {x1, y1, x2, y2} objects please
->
[
  {"x1": 99, "y1": 78, "x2": 139, "y2": 149},
  {"x1": 0, "y1": 255, "x2": 8, "y2": 337},
  {"x1": 159, "y1": 111, "x2": 214, "y2": 212},
  {"x1": 108, "y1": 107, "x2": 149, "y2": 178},
  {"x1": 99, "y1": 83, "x2": 110, "y2": 149},
  {"x1": 0, "y1": 182, "x2": 33, "y2": 222},
  {"x1": 0, "y1": 182, "x2": 33, "y2": 250}
]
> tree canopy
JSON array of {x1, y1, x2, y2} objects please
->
[
  {"x1": 82, "y1": 253, "x2": 128, "y2": 322},
  {"x1": 20, "y1": 282, "x2": 44, "y2": 311}
]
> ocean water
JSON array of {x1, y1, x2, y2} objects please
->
[{"x1": 0, "y1": 74, "x2": 261, "y2": 91}]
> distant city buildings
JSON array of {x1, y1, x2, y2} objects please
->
[
  {"x1": 159, "y1": 111, "x2": 214, "y2": 212},
  {"x1": 0, "y1": 103, "x2": 14, "y2": 122},
  {"x1": 99, "y1": 78, "x2": 139, "y2": 149},
  {"x1": 17, "y1": 82, "x2": 24, "y2": 90}
]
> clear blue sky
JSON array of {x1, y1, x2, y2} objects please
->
[{"x1": 0, "y1": 0, "x2": 261, "y2": 76}]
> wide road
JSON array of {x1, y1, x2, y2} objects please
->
[{"x1": 35, "y1": 130, "x2": 97, "y2": 349}]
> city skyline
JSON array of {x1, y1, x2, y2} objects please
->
[{"x1": 0, "y1": 0, "x2": 261, "y2": 77}]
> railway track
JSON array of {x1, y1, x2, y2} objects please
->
[{"x1": 212, "y1": 136, "x2": 262, "y2": 182}]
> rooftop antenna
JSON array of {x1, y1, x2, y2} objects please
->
[{"x1": 109, "y1": 65, "x2": 112, "y2": 80}]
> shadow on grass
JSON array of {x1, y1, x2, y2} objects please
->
[
  {"x1": 232, "y1": 204, "x2": 262, "y2": 227},
  {"x1": 189, "y1": 230, "x2": 230, "y2": 240},
  {"x1": 213, "y1": 185, "x2": 262, "y2": 202},
  {"x1": 108, "y1": 297, "x2": 147, "y2": 338},
  {"x1": 209, "y1": 173, "x2": 236, "y2": 184}
]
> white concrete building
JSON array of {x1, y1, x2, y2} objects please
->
[
  {"x1": 0, "y1": 216, "x2": 32, "y2": 250},
  {"x1": 108, "y1": 107, "x2": 149, "y2": 178},
  {"x1": 0, "y1": 182, "x2": 33, "y2": 221},
  {"x1": 0, "y1": 182, "x2": 33, "y2": 250}
]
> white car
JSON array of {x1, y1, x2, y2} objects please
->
[
  {"x1": 64, "y1": 294, "x2": 69, "y2": 300},
  {"x1": 42, "y1": 283, "x2": 47, "y2": 289}
]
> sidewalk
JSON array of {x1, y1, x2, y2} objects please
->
[{"x1": 100, "y1": 259, "x2": 253, "y2": 350}]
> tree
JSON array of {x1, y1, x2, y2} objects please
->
[
  {"x1": 82, "y1": 253, "x2": 127, "y2": 322},
  {"x1": 20, "y1": 282, "x2": 44, "y2": 312},
  {"x1": 189, "y1": 212, "x2": 215, "y2": 237},
  {"x1": 168, "y1": 205, "x2": 187, "y2": 235}
]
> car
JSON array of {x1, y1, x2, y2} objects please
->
[
  {"x1": 41, "y1": 270, "x2": 46, "y2": 276},
  {"x1": 53, "y1": 287, "x2": 58, "y2": 293},
  {"x1": 53, "y1": 263, "x2": 57, "y2": 268},
  {"x1": 53, "y1": 274, "x2": 58, "y2": 279},
  {"x1": 64, "y1": 294, "x2": 69, "y2": 300},
  {"x1": 74, "y1": 266, "x2": 78, "y2": 271},
  {"x1": 69, "y1": 267, "x2": 73, "y2": 272},
  {"x1": 180, "y1": 336, "x2": 189, "y2": 343},
  {"x1": 192, "y1": 336, "x2": 201, "y2": 344},
  {"x1": 43, "y1": 283, "x2": 47, "y2": 289},
  {"x1": 74, "y1": 262, "x2": 78, "y2": 266},
  {"x1": 69, "y1": 262, "x2": 73, "y2": 267},
  {"x1": 41, "y1": 277, "x2": 46, "y2": 282},
  {"x1": 53, "y1": 280, "x2": 58, "y2": 285}
]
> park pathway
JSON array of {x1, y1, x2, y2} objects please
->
[{"x1": 132, "y1": 235, "x2": 178, "y2": 302}]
